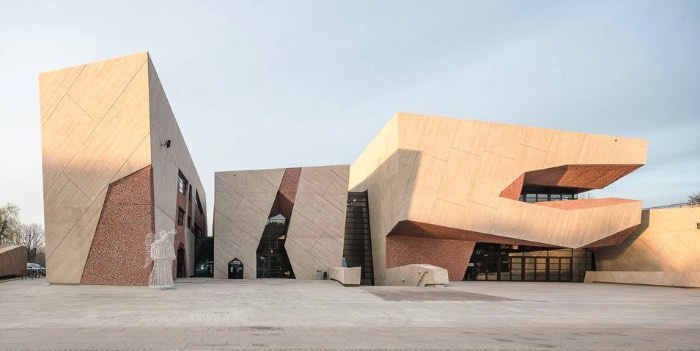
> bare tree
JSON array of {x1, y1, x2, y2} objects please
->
[
  {"x1": 579, "y1": 192, "x2": 595, "y2": 199},
  {"x1": 690, "y1": 192, "x2": 700, "y2": 206},
  {"x1": 20, "y1": 223, "x2": 45, "y2": 262},
  {"x1": 0, "y1": 203, "x2": 22, "y2": 245}
]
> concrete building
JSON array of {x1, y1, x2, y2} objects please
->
[
  {"x1": 39, "y1": 52, "x2": 206, "y2": 285},
  {"x1": 213, "y1": 113, "x2": 671, "y2": 286},
  {"x1": 586, "y1": 205, "x2": 700, "y2": 287},
  {"x1": 40, "y1": 53, "x2": 698, "y2": 288}
]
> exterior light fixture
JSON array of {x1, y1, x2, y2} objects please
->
[{"x1": 161, "y1": 140, "x2": 171, "y2": 148}]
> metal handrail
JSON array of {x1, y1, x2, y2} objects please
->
[{"x1": 645, "y1": 203, "x2": 700, "y2": 210}]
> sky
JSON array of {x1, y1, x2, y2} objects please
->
[{"x1": 1, "y1": 1, "x2": 698, "y2": 232}]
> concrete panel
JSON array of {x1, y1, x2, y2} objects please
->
[
  {"x1": 417, "y1": 116, "x2": 459, "y2": 160},
  {"x1": 287, "y1": 166, "x2": 349, "y2": 280},
  {"x1": 544, "y1": 131, "x2": 586, "y2": 168},
  {"x1": 213, "y1": 169, "x2": 283, "y2": 279},
  {"x1": 436, "y1": 149, "x2": 481, "y2": 206},
  {"x1": 385, "y1": 264, "x2": 449, "y2": 287},
  {"x1": 594, "y1": 207, "x2": 700, "y2": 278},
  {"x1": 484, "y1": 123, "x2": 522, "y2": 159},
  {"x1": 46, "y1": 188, "x2": 107, "y2": 284},
  {"x1": 39, "y1": 64, "x2": 84, "y2": 125},
  {"x1": 329, "y1": 267, "x2": 361, "y2": 286},
  {"x1": 40, "y1": 97, "x2": 98, "y2": 192},
  {"x1": 518, "y1": 126, "x2": 554, "y2": 152},
  {"x1": 67, "y1": 52, "x2": 147, "y2": 120},
  {"x1": 63, "y1": 114, "x2": 150, "y2": 201},
  {"x1": 452, "y1": 120, "x2": 491, "y2": 156},
  {"x1": 0, "y1": 245, "x2": 27, "y2": 277}
]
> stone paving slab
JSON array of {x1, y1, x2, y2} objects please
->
[{"x1": 1, "y1": 278, "x2": 699, "y2": 350}]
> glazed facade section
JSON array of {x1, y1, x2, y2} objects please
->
[{"x1": 39, "y1": 53, "x2": 206, "y2": 285}]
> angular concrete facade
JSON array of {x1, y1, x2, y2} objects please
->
[
  {"x1": 586, "y1": 206, "x2": 700, "y2": 287},
  {"x1": 42, "y1": 54, "x2": 663, "y2": 287},
  {"x1": 349, "y1": 113, "x2": 646, "y2": 284},
  {"x1": 214, "y1": 166, "x2": 349, "y2": 280},
  {"x1": 39, "y1": 53, "x2": 206, "y2": 285},
  {"x1": 214, "y1": 113, "x2": 648, "y2": 285}
]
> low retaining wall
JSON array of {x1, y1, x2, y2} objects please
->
[
  {"x1": 386, "y1": 264, "x2": 448, "y2": 287},
  {"x1": 329, "y1": 267, "x2": 361, "y2": 286},
  {"x1": 584, "y1": 271, "x2": 700, "y2": 288}
]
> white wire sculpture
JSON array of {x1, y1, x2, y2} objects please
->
[{"x1": 144, "y1": 229, "x2": 176, "y2": 290}]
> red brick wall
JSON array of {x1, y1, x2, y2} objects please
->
[
  {"x1": 81, "y1": 166, "x2": 154, "y2": 286},
  {"x1": 386, "y1": 235, "x2": 475, "y2": 281}
]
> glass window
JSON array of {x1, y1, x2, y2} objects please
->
[
  {"x1": 562, "y1": 194, "x2": 573, "y2": 201},
  {"x1": 178, "y1": 171, "x2": 188, "y2": 194},
  {"x1": 537, "y1": 194, "x2": 548, "y2": 202},
  {"x1": 178, "y1": 177, "x2": 185, "y2": 194},
  {"x1": 177, "y1": 207, "x2": 185, "y2": 226},
  {"x1": 526, "y1": 194, "x2": 537, "y2": 203}
]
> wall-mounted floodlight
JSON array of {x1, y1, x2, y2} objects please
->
[{"x1": 161, "y1": 140, "x2": 171, "y2": 148}]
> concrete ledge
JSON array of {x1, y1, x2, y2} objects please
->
[
  {"x1": 386, "y1": 264, "x2": 449, "y2": 287},
  {"x1": 329, "y1": 267, "x2": 361, "y2": 286},
  {"x1": 585, "y1": 271, "x2": 700, "y2": 288}
]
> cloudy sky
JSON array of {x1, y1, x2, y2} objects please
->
[{"x1": 1, "y1": 1, "x2": 698, "y2": 229}]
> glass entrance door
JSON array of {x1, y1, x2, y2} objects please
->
[{"x1": 256, "y1": 214, "x2": 295, "y2": 278}]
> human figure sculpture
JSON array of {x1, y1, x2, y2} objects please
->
[{"x1": 144, "y1": 229, "x2": 176, "y2": 289}]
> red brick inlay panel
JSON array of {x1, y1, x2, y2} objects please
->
[
  {"x1": 269, "y1": 167, "x2": 301, "y2": 219},
  {"x1": 534, "y1": 198, "x2": 637, "y2": 210},
  {"x1": 386, "y1": 235, "x2": 475, "y2": 281},
  {"x1": 387, "y1": 221, "x2": 559, "y2": 248},
  {"x1": 523, "y1": 164, "x2": 642, "y2": 190},
  {"x1": 499, "y1": 174, "x2": 524, "y2": 200},
  {"x1": 582, "y1": 225, "x2": 639, "y2": 248},
  {"x1": 81, "y1": 166, "x2": 154, "y2": 286}
]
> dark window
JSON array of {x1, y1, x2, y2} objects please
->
[
  {"x1": 466, "y1": 243, "x2": 594, "y2": 282},
  {"x1": 178, "y1": 172, "x2": 188, "y2": 194},
  {"x1": 177, "y1": 207, "x2": 185, "y2": 226},
  {"x1": 195, "y1": 191, "x2": 204, "y2": 215}
]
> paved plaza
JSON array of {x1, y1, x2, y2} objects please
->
[{"x1": 1, "y1": 278, "x2": 699, "y2": 350}]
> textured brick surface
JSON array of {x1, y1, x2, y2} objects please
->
[
  {"x1": 523, "y1": 164, "x2": 642, "y2": 190},
  {"x1": 388, "y1": 220, "x2": 559, "y2": 247},
  {"x1": 386, "y1": 235, "x2": 474, "y2": 281},
  {"x1": 270, "y1": 167, "x2": 301, "y2": 218},
  {"x1": 81, "y1": 166, "x2": 154, "y2": 286},
  {"x1": 499, "y1": 174, "x2": 524, "y2": 200}
]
